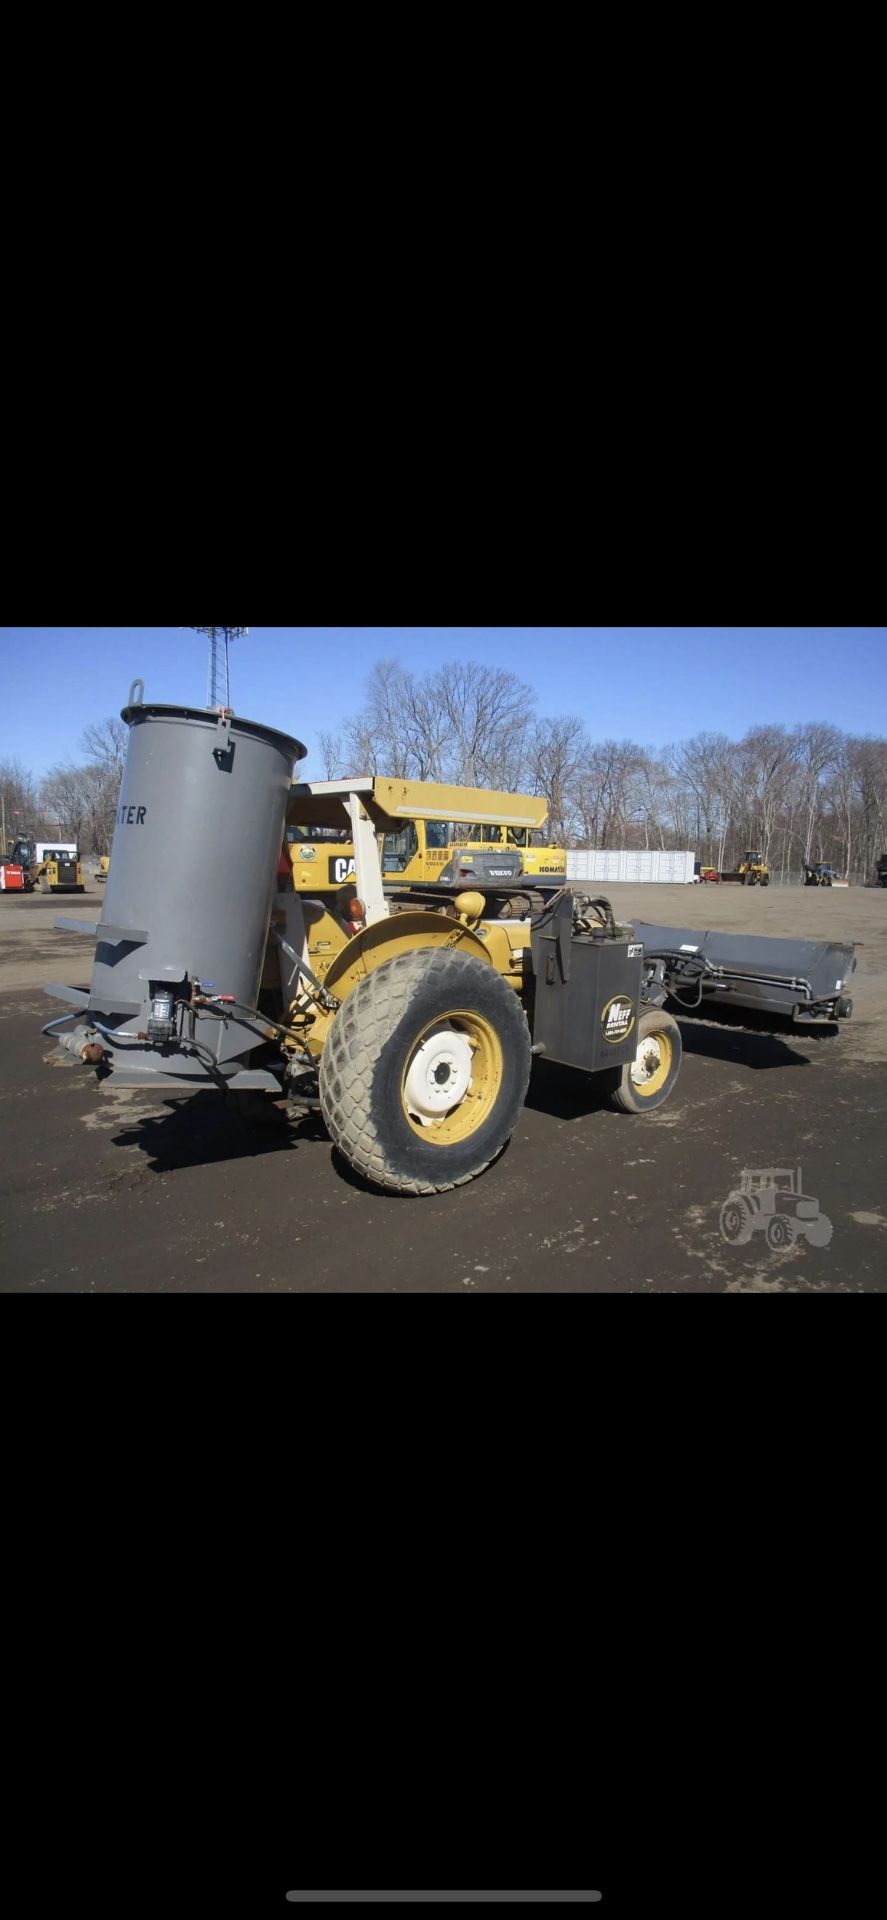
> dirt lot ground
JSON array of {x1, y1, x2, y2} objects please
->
[{"x1": 2, "y1": 882, "x2": 886, "y2": 1291}]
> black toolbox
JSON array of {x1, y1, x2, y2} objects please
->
[{"x1": 530, "y1": 894, "x2": 643, "y2": 1073}]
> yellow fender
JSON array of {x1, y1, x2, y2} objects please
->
[
  {"x1": 285, "y1": 910, "x2": 507, "y2": 1060},
  {"x1": 323, "y1": 910, "x2": 492, "y2": 1002}
]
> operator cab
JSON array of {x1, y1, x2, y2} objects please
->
[{"x1": 382, "y1": 823, "x2": 419, "y2": 872}]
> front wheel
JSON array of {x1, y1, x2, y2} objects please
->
[
  {"x1": 610, "y1": 1009, "x2": 682, "y2": 1114},
  {"x1": 766, "y1": 1214, "x2": 794, "y2": 1250},
  {"x1": 319, "y1": 947, "x2": 532, "y2": 1194}
]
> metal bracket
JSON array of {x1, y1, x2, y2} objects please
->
[
  {"x1": 270, "y1": 930, "x2": 341, "y2": 1013},
  {"x1": 54, "y1": 917, "x2": 100, "y2": 937},
  {"x1": 556, "y1": 905, "x2": 572, "y2": 982},
  {"x1": 214, "y1": 713, "x2": 236, "y2": 768}
]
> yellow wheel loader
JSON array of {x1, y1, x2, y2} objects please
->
[
  {"x1": 43, "y1": 687, "x2": 856, "y2": 1198},
  {"x1": 720, "y1": 850, "x2": 770, "y2": 886}
]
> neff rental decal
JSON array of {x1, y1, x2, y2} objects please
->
[
  {"x1": 601, "y1": 995, "x2": 635, "y2": 1043},
  {"x1": 117, "y1": 805, "x2": 147, "y2": 826}
]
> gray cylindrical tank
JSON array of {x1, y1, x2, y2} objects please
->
[{"x1": 91, "y1": 686, "x2": 304, "y2": 1075}]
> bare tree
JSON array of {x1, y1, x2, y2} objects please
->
[
  {"x1": 824, "y1": 737, "x2": 858, "y2": 879},
  {"x1": 791, "y1": 723, "x2": 842, "y2": 865},
  {"x1": 318, "y1": 730, "x2": 344, "y2": 779},
  {"x1": 666, "y1": 733, "x2": 734, "y2": 864},
  {"x1": 312, "y1": 652, "x2": 887, "y2": 880},
  {"x1": 433, "y1": 661, "x2": 534, "y2": 789},
  {"x1": 80, "y1": 717, "x2": 128, "y2": 774},
  {"x1": 629, "y1": 754, "x2": 674, "y2": 851},
  {"x1": 528, "y1": 715, "x2": 588, "y2": 844},
  {"x1": 339, "y1": 657, "x2": 535, "y2": 792},
  {"x1": 576, "y1": 741, "x2": 647, "y2": 847},
  {"x1": 846, "y1": 737, "x2": 887, "y2": 882},
  {"x1": 40, "y1": 764, "x2": 90, "y2": 847},
  {"x1": 0, "y1": 756, "x2": 39, "y2": 852}
]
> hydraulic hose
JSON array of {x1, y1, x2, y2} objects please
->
[
  {"x1": 528, "y1": 886, "x2": 571, "y2": 930},
  {"x1": 41, "y1": 1011, "x2": 82, "y2": 1037}
]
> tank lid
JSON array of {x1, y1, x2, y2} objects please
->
[{"x1": 120, "y1": 700, "x2": 306, "y2": 761}]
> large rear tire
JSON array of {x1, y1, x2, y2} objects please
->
[
  {"x1": 319, "y1": 948, "x2": 532, "y2": 1194},
  {"x1": 720, "y1": 1196, "x2": 754, "y2": 1245},
  {"x1": 610, "y1": 1009, "x2": 682, "y2": 1114}
]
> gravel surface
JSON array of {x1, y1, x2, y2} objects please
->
[{"x1": 2, "y1": 882, "x2": 885, "y2": 1291}]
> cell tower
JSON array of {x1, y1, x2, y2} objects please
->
[{"x1": 183, "y1": 626, "x2": 250, "y2": 710}]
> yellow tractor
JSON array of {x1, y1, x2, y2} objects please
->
[
  {"x1": 284, "y1": 780, "x2": 567, "y2": 893},
  {"x1": 243, "y1": 775, "x2": 679, "y2": 1190},
  {"x1": 44, "y1": 691, "x2": 859, "y2": 1199},
  {"x1": 249, "y1": 776, "x2": 681, "y2": 1191},
  {"x1": 46, "y1": 705, "x2": 682, "y2": 1197}
]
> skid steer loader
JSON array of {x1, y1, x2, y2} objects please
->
[
  {"x1": 42, "y1": 685, "x2": 856, "y2": 1197},
  {"x1": 12, "y1": 838, "x2": 85, "y2": 894}
]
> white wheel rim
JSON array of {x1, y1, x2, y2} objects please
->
[
  {"x1": 403, "y1": 1024, "x2": 474, "y2": 1126},
  {"x1": 631, "y1": 1035, "x2": 662, "y2": 1086}
]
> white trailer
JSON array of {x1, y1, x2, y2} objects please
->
[{"x1": 566, "y1": 849, "x2": 696, "y2": 885}]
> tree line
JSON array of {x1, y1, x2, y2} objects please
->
[
  {"x1": 319, "y1": 660, "x2": 887, "y2": 883},
  {"x1": 4, "y1": 660, "x2": 887, "y2": 882},
  {"x1": 1, "y1": 719, "x2": 127, "y2": 856}
]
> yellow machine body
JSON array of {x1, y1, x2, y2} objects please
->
[
  {"x1": 284, "y1": 777, "x2": 566, "y2": 891},
  {"x1": 33, "y1": 851, "x2": 85, "y2": 894},
  {"x1": 273, "y1": 895, "x2": 532, "y2": 1063},
  {"x1": 721, "y1": 849, "x2": 770, "y2": 886},
  {"x1": 51, "y1": 764, "x2": 689, "y2": 1200}
]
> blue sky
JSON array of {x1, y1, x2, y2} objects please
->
[{"x1": 0, "y1": 627, "x2": 884, "y2": 779}]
